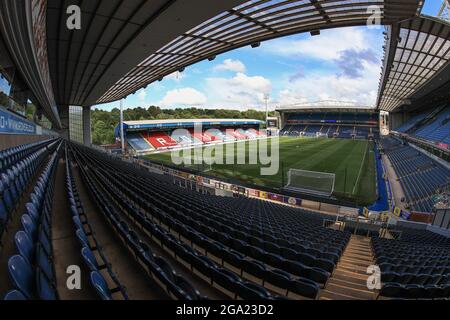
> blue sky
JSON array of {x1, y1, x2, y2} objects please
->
[{"x1": 94, "y1": 0, "x2": 442, "y2": 112}]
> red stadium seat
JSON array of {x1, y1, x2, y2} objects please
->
[
  {"x1": 145, "y1": 132, "x2": 179, "y2": 149},
  {"x1": 225, "y1": 129, "x2": 247, "y2": 140},
  {"x1": 188, "y1": 129, "x2": 219, "y2": 143}
]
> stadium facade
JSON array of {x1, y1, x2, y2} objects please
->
[{"x1": 0, "y1": 0, "x2": 449, "y2": 302}]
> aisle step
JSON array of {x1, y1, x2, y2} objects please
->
[
  {"x1": 333, "y1": 272, "x2": 368, "y2": 286},
  {"x1": 321, "y1": 235, "x2": 377, "y2": 300},
  {"x1": 324, "y1": 283, "x2": 375, "y2": 300},
  {"x1": 327, "y1": 277, "x2": 370, "y2": 292},
  {"x1": 319, "y1": 290, "x2": 364, "y2": 300},
  {"x1": 340, "y1": 257, "x2": 373, "y2": 267}
]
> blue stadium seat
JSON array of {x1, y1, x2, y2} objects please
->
[
  {"x1": 3, "y1": 290, "x2": 27, "y2": 300},
  {"x1": 90, "y1": 271, "x2": 113, "y2": 300},
  {"x1": 8, "y1": 255, "x2": 35, "y2": 299},
  {"x1": 14, "y1": 231, "x2": 34, "y2": 264}
]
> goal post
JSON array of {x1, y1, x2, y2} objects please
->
[{"x1": 285, "y1": 169, "x2": 336, "y2": 196}]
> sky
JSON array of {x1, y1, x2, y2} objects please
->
[{"x1": 94, "y1": 0, "x2": 442, "y2": 112}]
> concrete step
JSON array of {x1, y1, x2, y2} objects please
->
[
  {"x1": 320, "y1": 235, "x2": 376, "y2": 300},
  {"x1": 324, "y1": 283, "x2": 376, "y2": 300},
  {"x1": 340, "y1": 257, "x2": 373, "y2": 267},
  {"x1": 344, "y1": 249, "x2": 373, "y2": 257},
  {"x1": 327, "y1": 277, "x2": 371, "y2": 292},
  {"x1": 337, "y1": 263, "x2": 369, "y2": 274},
  {"x1": 346, "y1": 240, "x2": 371, "y2": 246},
  {"x1": 334, "y1": 268, "x2": 370, "y2": 281},
  {"x1": 333, "y1": 271, "x2": 369, "y2": 286},
  {"x1": 319, "y1": 289, "x2": 363, "y2": 300},
  {"x1": 342, "y1": 253, "x2": 374, "y2": 262},
  {"x1": 346, "y1": 243, "x2": 372, "y2": 249}
]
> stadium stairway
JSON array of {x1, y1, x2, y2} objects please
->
[
  {"x1": 319, "y1": 235, "x2": 377, "y2": 300},
  {"x1": 51, "y1": 157, "x2": 96, "y2": 299}
]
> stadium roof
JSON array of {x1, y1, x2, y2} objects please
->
[
  {"x1": 122, "y1": 118, "x2": 263, "y2": 130},
  {"x1": 4, "y1": 0, "x2": 444, "y2": 129},
  {"x1": 44, "y1": 0, "x2": 423, "y2": 108},
  {"x1": 276, "y1": 100, "x2": 376, "y2": 112},
  {"x1": 276, "y1": 107, "x2": 378, "y2": 113},
  {"x1": 377, "y1": 15, "x2": 450, "y2": 112}
]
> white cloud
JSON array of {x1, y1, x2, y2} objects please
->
[
  {"x1": 262, "y1": 27, "x2": 376, "y2": 61},
  {"x1": 268, "y1": 27, "x2": 383, "y2": 107},
  {"x1": 213, "y1": 59, "x2": 246, "y2": 73},
  {"x1": 205, "y1": 72, "x2": 272, "y2": 109},
  {"x1": 277, "y1": 89, "x2": 308, "y2": 105},
  {"x1": 276, "y1": 62, "x2": 380, "y2": 107},
  {"x1": 137, "y1": 89, "x2": 147, "y2": 101},
  {"x1": 159, "y1": 87, "x2": 207, "y2": 107}
]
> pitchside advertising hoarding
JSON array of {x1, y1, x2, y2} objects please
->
[{"x1": 0, "y1": 108, "x2": 37, "y2": 135}]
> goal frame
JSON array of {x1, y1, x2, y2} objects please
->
[{"x1": 284, "y1": 168, "x2": 336, "y2": 196}]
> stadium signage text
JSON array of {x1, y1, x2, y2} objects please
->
[{"x1": 0, "y1": 108, "x2": 36, "y2": 134}]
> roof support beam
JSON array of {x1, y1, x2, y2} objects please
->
[
  {"x1": 310, "y1": 0, "x2": 332, "y2": 24},
  {"x1": 228, "y1": 8, "x2": 277, "y2": 33}
]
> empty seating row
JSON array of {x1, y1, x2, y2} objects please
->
[
  {"x1": 381, "y1": 137, "x2": 450, "y2": 212},
  {"x1": 0, "y1": 138, "x2": 57, "y2": 174},
  {"x1": 415, "y1": 107, "x2": 450, "y2": 143},
  {"x1": 70, "y1": 142, "x2": 353, "y2": 299},
  {"x1": 71, "y1": 145, "x2": 205, "y2": 300},
  {"x1": 1, "y1": 139, "x2": 60, "y2": 241},
  {"x1": 72, "y1": 147, "x2": 316, "y2": 300},
  {"x1": 64, "y1": 146, "x2": 129, "y2": 300},
  {"x1": 4, "y1": 142, "x2": 62, "y2": 300},
  {"x1": 372, "y1": 234, "x2": 450, "y2": 299}
]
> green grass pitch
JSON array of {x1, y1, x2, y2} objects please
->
[{"x1": 145, "y1": 137, "x2": 377, "y2": 206}]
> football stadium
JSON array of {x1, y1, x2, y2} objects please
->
[{"x1": 0, "y1": 0, "x2": 449, "y2": 307}]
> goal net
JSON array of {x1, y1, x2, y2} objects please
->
[{"x1": 285, "y1": 169, "x2": 335, "y2": 196}]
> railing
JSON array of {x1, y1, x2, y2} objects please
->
[{"x1": 323, "y1": 217, "x2": 345, "y2": 231}]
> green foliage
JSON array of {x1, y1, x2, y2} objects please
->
[{"x1": 91, "y1": 106, "x2": 275, "y2": 145}]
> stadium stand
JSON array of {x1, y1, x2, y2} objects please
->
[
  {"x1": 188, "y1": 129, "x2": 219, "y2": 144},
  {"x1": 393, "y1": 107, "x2": 450, "y2": 146},
  {"x1": 66, "y1": 142, "x2": 354, "y2": 299},
  {"x1": 3, "y1": 139, "x2": 61, "y2": 299},
  {"x1": 65, "y1": 146, "x2": 129, "y2": 300},
  {"x1": 280, "y1": 110, "x2": 378, "y2": 139},
  {"x1": 126, "y1": 133, "x2": 154, "y2": 153},
  {"x1": 380, "y1": 137, "x2": 450, "y2": 213},
  {"x1": 414, "y1": 107, "x2": 450, "y2": 142},
  {"x1": 373, "y1": 229, "x2": 450, "y2": 299},
  {"x1": 395, "y1": 113, "x2": 430, "y2": 133},
  {"x1": 145, "y1": 132, "x2": 179, "y2": 150},
  {"x1": 171, "y1": 130, "x2": 201, "y2": 146},
  {"x1": 70, "y1": 144, "x2": 207, "y2": 300},
  {"x1": 0, "y1": 138, "x2": 448, "y2": 300},
  {"x1": 0, "y1": 139, "x2": 59, "y2": 242},
  {"x1": 116, "y1": 119, "x2": 264, "y2": 154}
]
